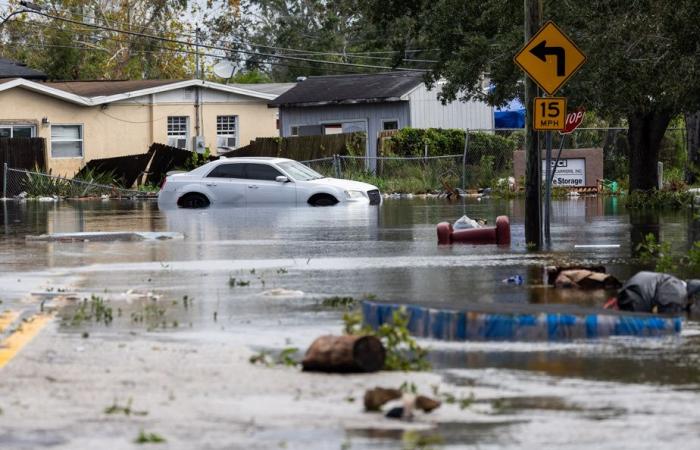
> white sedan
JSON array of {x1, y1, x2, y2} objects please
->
[{"x1": 157, "y1": 157, "x2": 381, "y2": 208}]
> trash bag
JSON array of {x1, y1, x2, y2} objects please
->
[
  {"x1": 617, "y1": 271, "x2": 689, "y2": 314},
  {"x1": 554, "y1": 270, "x2": 621, "y2": 290},
  {"x1": 453, "y1": 215, "x2": 481, "y2": 230}
]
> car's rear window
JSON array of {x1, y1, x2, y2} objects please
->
[
  {"x1": 245, "y1": 163, "x2": 283, "y2": 181},
  {"x1": 207, "y1": 164, "x2": 245, "y2": 178}
]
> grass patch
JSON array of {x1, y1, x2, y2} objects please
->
[
  {"x1": 67, "y1": 295, "x2": 113, "y2": 326},
  {"x1": 104, "y1": 398, "x2": 147, "y2": 416},
  {"x1": 135, "y1": 430, "x2": 166, "y2": 444}
]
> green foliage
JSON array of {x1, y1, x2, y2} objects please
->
[
  {"x1": 636, "y1": 233, "x2": 676, "y2": 273},
  {"x1": 67, "y1": 295, "x2": 113, "y2": 326},
  {"x1": 320, "y1": 296, "x2": 357, "y2": 308},
  {"x1": 205, "y1": 0, "x2": 390, "y2": 82},
  {"x1": 343, "y1": 308, "x2": 430, "y2": 372},
  {"x1": 229, "y1": 70, "x2": 273, "y2": 84},
  {"x1": 21, "y1": 167, "x2": 120, "y2": 198},
  {"x1": 624, "y1": 190, "x2": 694, "y2": 209},
  {"x1": 135, "y1": 430, "x2": 166, "y2": 444},
  {"x1": 1, "y1": 1, "x2": 194, "y2": 80},
  {"x1": 249, "y1": 347, "x2": 299, "y2": 367},
  {"x1": 104, "y1": 398, "x2": 147, "y2": 416},
  {"x1": 361, "y1": 1, "x2": 700, "y2": 192},
  {"x1": 636, "y1": 234, "x2": 700, "y2": 277},
  {"x1": 183, "y1": 148, "x2": 212, "y2": 171}
]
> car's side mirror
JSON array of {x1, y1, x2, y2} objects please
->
[{"x1": 275, "y1": 176, "x2": 289, "y2": 183}]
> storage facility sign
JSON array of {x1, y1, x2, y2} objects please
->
[
  {"x1": 543, "y1": 158, "x2": 586, "y2": 186},
  {"x1": 514, "y1": 21, "x2": 587, "y2": 95}
]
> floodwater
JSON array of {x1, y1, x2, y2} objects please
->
[{"x1": 1, "y1": 197, "x2": 700, "y2": 449}]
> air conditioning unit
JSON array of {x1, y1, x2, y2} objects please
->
[
  {"x1": 193, "y1": 135, "x2": 206, "y2": 154},
  {"x1": 167, "y1": 137, "x2": 188, "y2": 149},
  {"x1": 217, "y1": 136, "x2": 237, "y2": 150}
]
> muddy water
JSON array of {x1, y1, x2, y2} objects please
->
[{"x1": 1, "y1": 197, "x2": 700, "y2": 449}]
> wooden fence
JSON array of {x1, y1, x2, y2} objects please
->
[
  {"x1": 1, "y1": 138, "x2": 46, "y2": 196},
  {"x1": 220, "y1": 132, "x2": 366, "y2": 160}
]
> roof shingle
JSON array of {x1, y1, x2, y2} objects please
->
[
  {"x1": 0, "y1": 58, "x2": 47, "y2": 80},
  {"x1": 269, "y1": 72, "x2": 425, "y2": 108}
]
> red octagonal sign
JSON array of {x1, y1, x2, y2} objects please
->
[{"x1": 561, "y1": 107, "x2": 585, "y2": 134}]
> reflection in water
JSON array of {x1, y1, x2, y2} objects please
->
[{"x1": 2, "y1": 197, "x2": 700, "y2": 387}]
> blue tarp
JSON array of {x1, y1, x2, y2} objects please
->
[
  {"x1": 362, "y1": 301, "x2": 682, "y2": 341},
  {"x1": 494, "y1": 97, "x2": 526, "y2": 129}
]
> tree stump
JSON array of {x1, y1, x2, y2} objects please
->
[{"x1": 302, "y1": 335, "x2": 385, "y2": 373}]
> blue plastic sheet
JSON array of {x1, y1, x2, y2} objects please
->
[{"x1": 362, "y1": 301, "x2": 682, "y2": 342}]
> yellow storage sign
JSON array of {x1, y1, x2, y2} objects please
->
[
  {"x1": 514, "y1": 21, "x2": 586, "y2": 95},
  {"x1": 533, "y1": 97, "x2": 566, "y2": 131}
]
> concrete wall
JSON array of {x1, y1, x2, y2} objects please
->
[
  {"x1": 513, "y1": 148, "x2": 604, "y2": 187},
  {"x1": 407, "y1": 83, "x2": 494, "y2": 130},
  {"x1": 278, "y1": 102, "x2": 411, "y2": 159},
  {"x1": 0, "y1": 87, "x2": 279, "y2": 176}
]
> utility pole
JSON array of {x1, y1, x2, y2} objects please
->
[
  {"x1": 195, "y1": 27, "x2": 201, "y2": 79},
  {"x1": 524, "y1": 0, "x2": 542, "y2": 248}
]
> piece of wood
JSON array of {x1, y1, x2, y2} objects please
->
[
  {"x1": 302, "y1": 335, "x2": 385, "y2": 373},
  {"x1": 415, "y1": 395, "x2": 441, "y2": 412},
  {"x1": 364, "y1": 387, "x2": 402, "y2": 411}
]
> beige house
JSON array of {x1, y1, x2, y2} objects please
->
[{"x1": 0, "y1": 78, "x2": 293, "y2": 175}]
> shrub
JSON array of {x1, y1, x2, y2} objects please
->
[{"x1": 343, "y1": 308, "x2": 430, "y2": 371}]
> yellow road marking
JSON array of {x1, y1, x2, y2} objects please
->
[
  {"x1": 0, "y1": 310, "x2": 20, "y2": 333},
  {"x1": 0, "y1": 314, "x2": 52, "y2": 369}
]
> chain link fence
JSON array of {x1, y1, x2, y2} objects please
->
[
  {"x1": 2, "y1": 166, "x2": 152, "y2": 199},
  {"x1": 300, "y1": 127, "x2": 689, "y2": 193}
]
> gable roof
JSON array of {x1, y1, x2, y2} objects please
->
[
  {"x1": 230, "y1": 83, "x2": 295, "y2": 97},
  {"x1": 269, "y1": 72, "x2": 425, "y2": 108},
  {"x1": 0, "y1": 78, "x2": 286, "y2": 106},
  {"x1": 0, "y1": 58, "x2": 47, "y2": 80},
  {"x1": 43, "y1": 79, "x2": 182, "y2": 97}
]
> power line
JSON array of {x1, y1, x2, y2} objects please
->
[
  {"x1": 0, "y1": 42, "x2": 363, "y2": 75},
  {"x1": 4, "y1": 4, "x2": 436, "y2": 67},
  {"x1": 20, "y1": 9, "x2": 428, "y2": 72}
]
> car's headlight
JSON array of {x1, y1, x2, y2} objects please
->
[{"x1": 344, "y1": 190, "x2": 366, "y2": 199}]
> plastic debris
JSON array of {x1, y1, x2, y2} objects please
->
[
  {"x1": 502, "y1": 275, "x2": 524, "y2": 285},
  {"x1": 453, "y1": 215, "x2": 483, "y2": 230}
]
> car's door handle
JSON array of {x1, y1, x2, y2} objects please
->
[
  {"x1": 206, "y1": 183, "x2": 217, "y2": 187},
  {"x1": 247, "y1": 185, "x2": 258, "y2": 189}
]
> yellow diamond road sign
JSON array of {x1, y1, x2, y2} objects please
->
[{"x1": 514, "y1": 21, "x2": 586, "y2": 95}]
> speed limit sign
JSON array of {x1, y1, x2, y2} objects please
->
[{"x1": 533, "y1": 97, "x2": 566, "y2": 131}]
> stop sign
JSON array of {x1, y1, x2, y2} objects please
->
[{"x1": 561, "y1": 107, "x2": 585, "y2": 134}]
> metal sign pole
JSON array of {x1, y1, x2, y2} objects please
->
[{"x1": 544, "y1": 130, "x2": 553, "y2": 246}]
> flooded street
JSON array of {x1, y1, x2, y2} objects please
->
[{"x1": 1, "y1": 197, "x2": 700, "y2": 449}]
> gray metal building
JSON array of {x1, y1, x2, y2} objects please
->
[{"x1": 269, "y1": 72, "x2": 494, "y2": 159}]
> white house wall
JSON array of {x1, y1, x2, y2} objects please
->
[{"x1": 408, "y1": 84, "x2": 494, "y2": 130}]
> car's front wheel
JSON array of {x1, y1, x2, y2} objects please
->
[
  {"x1": 308, "y1": 194, "x2": 338, "y2": 207},
  {"x1": 177, "y1": 192, "x2": 210, "y2": 208}
]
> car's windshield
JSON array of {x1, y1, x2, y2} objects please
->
[{"x1": 277, "y1": 161, "x2": 325, "y2": 181}]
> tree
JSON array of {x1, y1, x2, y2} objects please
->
[
  {"x1": 362, "y1": 0, "x2": 700, "y2": 191},
  {"x1": 205, "y1": 0, "x2": 406, "y2": 82},
  {"x1": 0, "y1": 0, "x2": 195, "y2": 80}
]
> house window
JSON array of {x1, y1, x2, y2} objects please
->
[
  {"x1": 167, "y1": 116, "x2": 189, "y2": 149},
  {"x1": 216, "y1": 115, "x2": 238, "y2": 150},
  {"x1": 290, "y1": 126, "x2": 299, "y2": 136},
  {"x1": 51, "y1": 125, "x2": 83, "y2": 158},
  {"x1": 0, "y1": 125, "x2": 35, "y2": 138},
  {"x1": 323, "y1": 123, "x2": 343, "y2": 135},
  {"x1": 382, "y1": 120, "x2": 399, "y2": 131}
]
